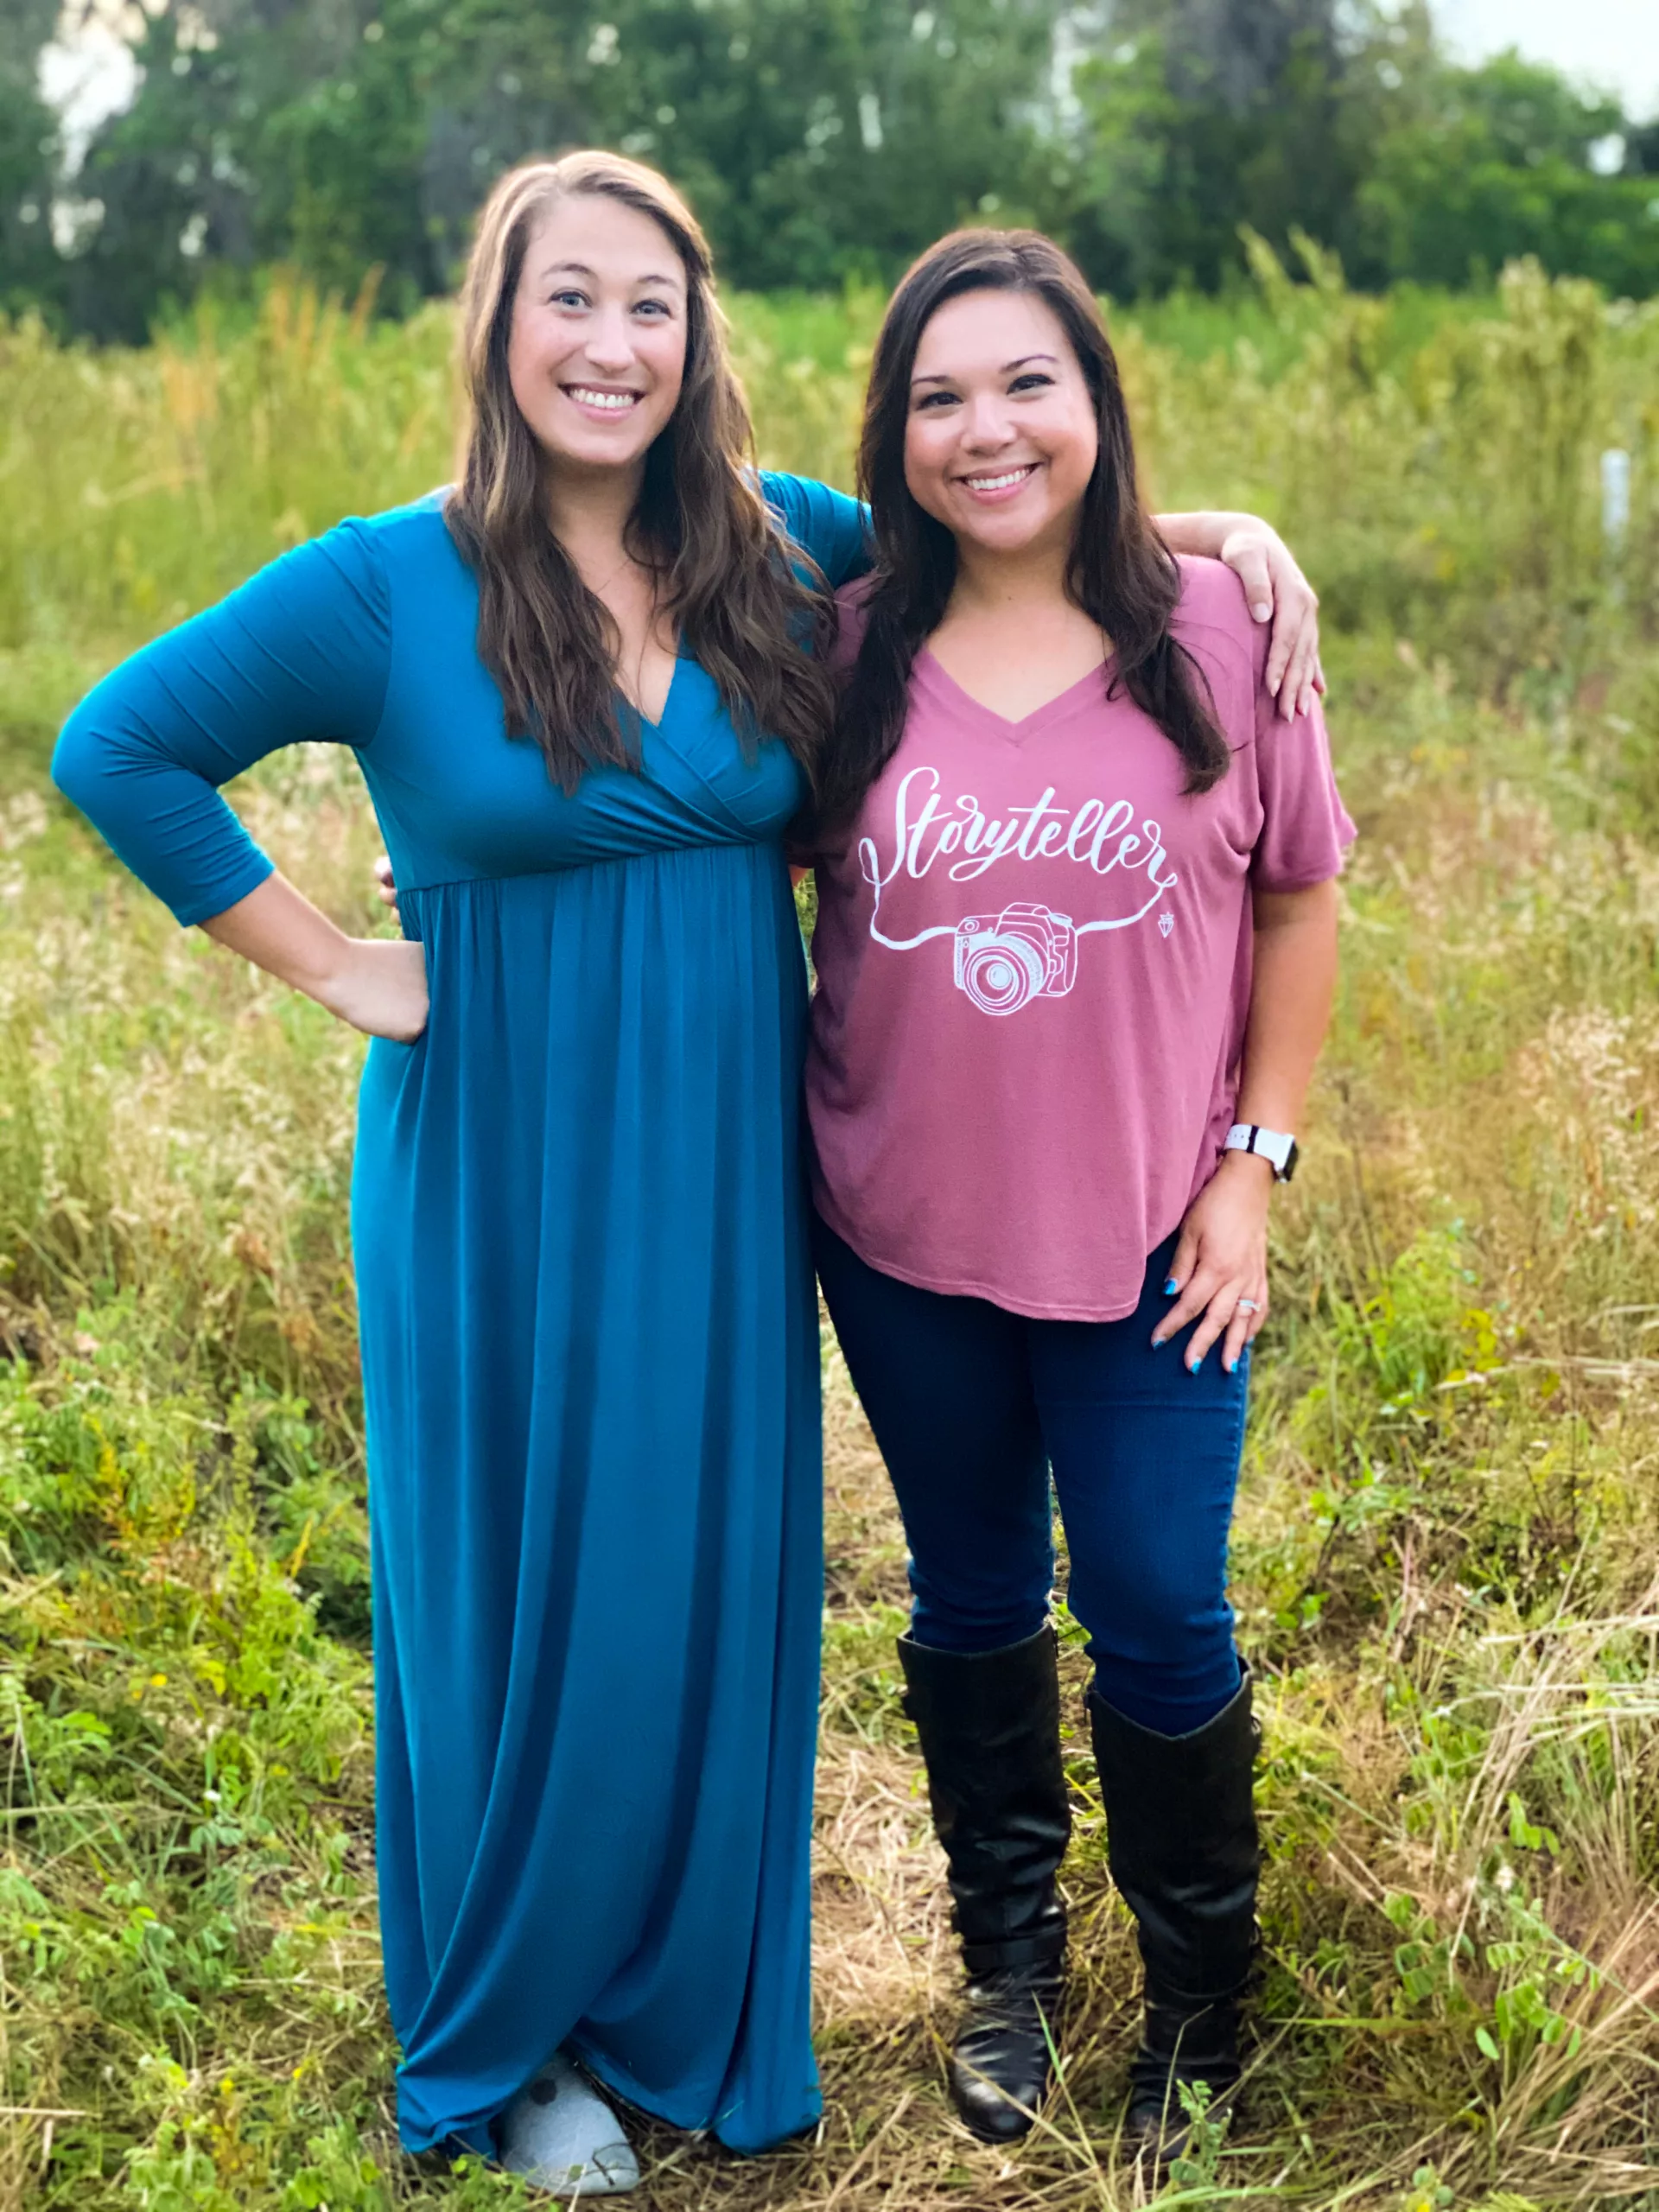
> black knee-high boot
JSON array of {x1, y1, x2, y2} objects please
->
[
  {"x1": 1087, "y1": 1667, "x2": 1260, "y2": 2158},
  {"x1": 898, "y1": 1627, "x2": 1071, "y2": 2143}
]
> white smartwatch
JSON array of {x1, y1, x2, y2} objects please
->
[{"x1": 1224, "y1": 1122, "x2": 1299, "y2": 1182}]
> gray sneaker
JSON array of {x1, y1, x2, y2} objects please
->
[{"x1": 498, "y1": 2051, "x2": 641, "y2": 2197}]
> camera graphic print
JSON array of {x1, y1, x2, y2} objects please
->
[
  {"x1": 860, "y1": 766, "x2": 1180, "y2": 1018},
  {"x1": 953, "y1": 904, "x2": 1077, "y2": 1015}
]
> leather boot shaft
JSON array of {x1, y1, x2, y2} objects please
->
[
  {"x1": 1089, "y1": 1667, "x2": 1262, "y2": 2154},
  {"x1": 899, "y1": 1626, "x2": 1071, "y2": 1972},
  {"x1": 899, "y1": 1626, "x2": 1072, "y2": 2140},
  {"x1": 1088, "y1": 1667, "x2": 1260, "y2": 2005}
]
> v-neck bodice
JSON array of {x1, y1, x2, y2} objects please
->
[{"x1": 356, "y1": 523, "x2": 804, "y2": 899}]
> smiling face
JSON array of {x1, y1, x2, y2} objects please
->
[
  {"x1": 506, "y1": 191, "x2": 689, "y2": 480},
  {"x1": 902, "y1": 287, "x2": 1100, "y2": 566}
]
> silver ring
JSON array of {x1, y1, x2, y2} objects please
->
[{"x1": 1236, "y1": 1298, "x2": 1261, "y2": 1314}]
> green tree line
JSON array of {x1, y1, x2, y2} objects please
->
[{"x1": 7, "y1": 0, "x2": 1659, "y2": 340}]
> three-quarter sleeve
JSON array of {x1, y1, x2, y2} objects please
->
[
  {"x1": 760, "y1": 472, "x2": 872, "y2": 588},
  {"x1": 52, "y1": 519, "x2": 393, "y2": 927}
]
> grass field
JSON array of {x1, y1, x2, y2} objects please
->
[{"x1": 1, "y1": 250, "x2": 1658, "y2": 2211}]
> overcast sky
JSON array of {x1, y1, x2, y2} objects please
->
[
  {"x1": 1437, "y1": 0, "x2": 1659, "y2": 118},
  {"x1": 37, "y1": 0, "x2": 1659, "y2": 166}
]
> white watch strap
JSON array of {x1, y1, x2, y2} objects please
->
[{"x1": 1224, "y1": 1122, "x2": 1294, "y2": 1176}]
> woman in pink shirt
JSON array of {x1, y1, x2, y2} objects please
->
[{"x1": 804, "y1": 230, "x2": 1353, "y2": 2158}]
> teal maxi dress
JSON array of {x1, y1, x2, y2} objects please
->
[{"x1": 51, "y1": 475, "x2": 868, "y2": 2157}]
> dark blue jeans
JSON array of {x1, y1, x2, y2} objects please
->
[{"x1": 813, "y1": 1213, "x2": 1249, "y2": 1738}]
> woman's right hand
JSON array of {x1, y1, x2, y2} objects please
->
[
  {"x1": 201, "y1": 874, "x2": 427, "y2": 1041},
  {"x1": 320, "y1": 936, "x2": 429, "y2": 1042}
]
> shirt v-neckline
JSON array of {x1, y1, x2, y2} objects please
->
[{"x1": 917, "y1": 645, "x2": 1118, "y2": 741}]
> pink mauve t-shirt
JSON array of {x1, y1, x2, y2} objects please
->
[{"x1": 804, "y1": 556, "x2": 1357, "y2": 1322}]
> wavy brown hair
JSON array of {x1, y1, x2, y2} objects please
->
[
  {"x1": 817, "y1": 228, "x2": 1227, "y2": 831},
  {"x1": 446, "y1": 152, "x2": 836, "y2": 791}
]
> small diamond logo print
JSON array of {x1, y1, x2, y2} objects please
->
[{"x1": 1158, "y1": 912, "x2": 1174, "y2": 938}]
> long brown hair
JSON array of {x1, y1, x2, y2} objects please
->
[
  {"x1": 446, "y1": 152, "x2": 835, "y2": 792},
  {"x1": 817, "y1": 228, "x2": 1227, "y2": 831}
]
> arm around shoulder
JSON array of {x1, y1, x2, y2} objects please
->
[
  {"x1": 760, "y1": 471, "x2": 872, "y2": 588},
  {"x1": 1157, "y1": 509, "x2": 1323, "y2": 719}
]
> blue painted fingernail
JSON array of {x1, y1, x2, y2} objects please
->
[
  {"x1": 1163, "y1": 1278, "x2": 1179, "y2": 1297},
  {"x1": 1151, "y1": 1335, "x2": 1166, "y2": 1350},
  {"x1": 1227, "y1": 1357, "x2": 1237, "y2": 1375},
  {"x1": 1190, "y1": 1357, "x2": 1204, "y2": 1374}
]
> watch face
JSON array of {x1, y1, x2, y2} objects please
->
[{"x1": 1281, "y1": 1139, "x2": 1300, "y2": 1183}]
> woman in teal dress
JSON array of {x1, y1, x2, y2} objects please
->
[
  {"x1": 54, "y1": 151, "x2": 1322, "y2": 2195},
  {"x1": 54, "y1": 152, "x2": 866, "y2": 2191}
]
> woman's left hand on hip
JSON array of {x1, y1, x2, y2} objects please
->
[{"x1": 1151, "y1": 1154, "x2": 1273, "y2": 1376}]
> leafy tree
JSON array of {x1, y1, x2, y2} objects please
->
[
  {"x1": 8, "y1": 0, "x2": 1659, "y2": 334},
  {"x1": 1060, "y1": 2, "x2": 1659, "y2": 301},
  {"x1": 43, "y1": 0, "x2": 1070, "y2": 337},
  {"x1": 1354, "y1": 51, "x2": 1659, "y2": 296},
  {"x1": 568, "y1": 0, "x2": 1062, "y2": 290},
  {"x1": 60, "y1": 0, "x2": 452, "y2": 334},
  {"x1": 0, "y1": 0, "x2": 63, "y2": 321},
  {"x1": 1061, "y1": 0, "x2": 1376, "y2": 294}
]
